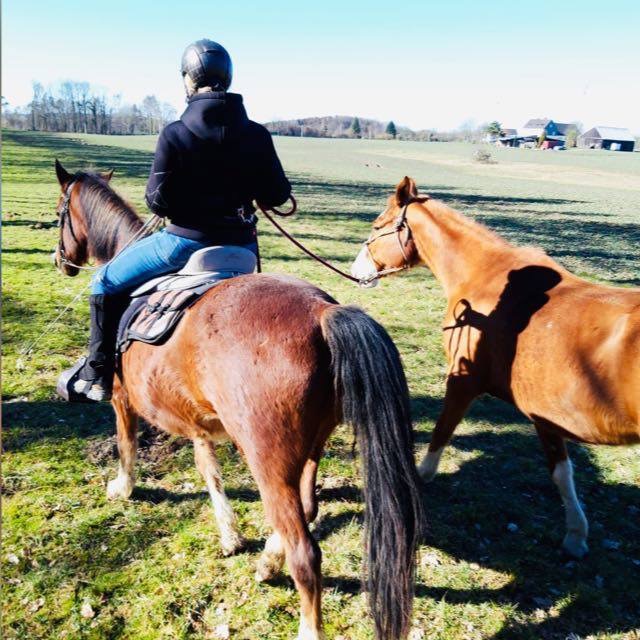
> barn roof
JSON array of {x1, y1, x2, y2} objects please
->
[
  {"x1": 586, "y1": 126, "x2": 635, "y2": 142},
  {"x1": 523, "y1": 118, "x2": 550, "y2": 129},
  {"x1": 554, "y1": 122, "x2": 576, "y2": 135}
]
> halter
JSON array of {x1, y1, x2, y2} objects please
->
[{"x1": 362, "y1": 204, "x2": 413, "y2": 281}]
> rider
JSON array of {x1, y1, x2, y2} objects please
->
[{"x1": 58, "y1": 39, "x2": 291, "y2": 403}]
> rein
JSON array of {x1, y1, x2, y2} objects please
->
[{"x1": 257, "y1": 199, "x2": 411, "y2": 286}]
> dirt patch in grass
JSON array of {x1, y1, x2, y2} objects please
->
[{"x1": 86, "y1": 421, "x2": 189, "y2": 466}]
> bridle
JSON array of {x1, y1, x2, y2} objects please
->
[
  {"x1": 361, "y1": 204, "x2": 413, "y2": 281},
  {"x1": 55, "y1": 179, "x2": 89, "y2": 270}
]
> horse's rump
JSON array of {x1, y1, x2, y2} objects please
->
[{"x1": 120, "y1": 273, "x2": 339, "y2": 446}]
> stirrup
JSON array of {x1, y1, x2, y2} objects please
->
[{"x1": 57, "y1": 357, "x2": 112, "y2": 403}]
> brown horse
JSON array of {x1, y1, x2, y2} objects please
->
[
  {"x1": 53, "y1": 162, "x2": 424, "y2": 640},
  {"x1": 351, "y1": 176, "x2": 640, "y2": 559}
]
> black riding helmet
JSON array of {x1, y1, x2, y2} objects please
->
[{"x1": 181, "y1": 39, "x2": 233, "y2": 91}]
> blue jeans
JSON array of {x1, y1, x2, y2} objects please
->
[{"x1": 91, "y1": 229, "x2": 257, "y2": 295}]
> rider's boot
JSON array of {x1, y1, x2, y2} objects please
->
[{"x1": 57, "y1": 294, "x2": 128, "y2": 402}]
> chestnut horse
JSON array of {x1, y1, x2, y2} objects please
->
[
  {"x1": 352, "y1": 176, "x2": 640, "y2": 559},
  {"x1": 52, "y1": 163, "x2": 424, "y2": 640}
]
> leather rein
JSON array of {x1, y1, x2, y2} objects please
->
[
  {"x1": 258, "y1": 198, "x2": 411, "y2": 286},
  {"x1": 58, "y1": 180, "x2": 410, "y2": 285}
]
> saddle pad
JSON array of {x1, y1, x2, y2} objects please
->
[{"x1": 117, "y1": 281, "x2": 219, "y2": 354}]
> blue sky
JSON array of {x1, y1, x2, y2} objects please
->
[{"x1": 3, "y1": 0, "x2": 640, "y2": 133}]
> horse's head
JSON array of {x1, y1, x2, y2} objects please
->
[
  {"x1": 351, "y1": 176, "x2": 425, "y2": 287},
  {"x1": 53, "y1": 159, "x2": 113, "y2": 276}
]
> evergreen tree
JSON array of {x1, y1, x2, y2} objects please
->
[
  {"x1": 485, "y1": 121, "x2": 503, "y2": 138},
  {"x1": 386, "y1": 120, "x2": 397, "y2": 139},
  {"x1": 351, "y1": 117, "x2": 361, "y2": 138}
]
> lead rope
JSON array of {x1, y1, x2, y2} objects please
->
[
  {"x1": 18, "y1": 214, "x2": 162, "y2": 361},
  {"x1": 257, "y1": 197, "x2": 408, "y2": 285}
]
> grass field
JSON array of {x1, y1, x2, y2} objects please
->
[{"x1": 3, "y1": 129, "x2": 640, "y2": 640}]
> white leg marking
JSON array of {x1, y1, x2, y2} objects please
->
[
  {"x1": 297, "y1": 614, "x2": 326, "y2": 640},
  {"x1": 350, "y1": 245, "x2": 379, "y2": 286},
  {"x1": 418, "y1": 447, "x2": 444, "y2": 482},
  {"x1": 255, "y1": 532, "x2": 286, "y2": 582},
  {"x1": 194, "y1": 439, "x2": 244, "y2": 556},
  {"x1": 107, "y1": 459, "x2": 135, "y2": 500},
  {"x1": 552, "y1": 459, "x2": 589, "y2": 558}
]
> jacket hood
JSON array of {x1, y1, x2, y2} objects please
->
[{"x1": 180, "y1": 92, "x2": 248, "y2": 142}]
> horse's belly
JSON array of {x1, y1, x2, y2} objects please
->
[{"x1": 508, "y1": 338, "x2": 640, "y2": 445}]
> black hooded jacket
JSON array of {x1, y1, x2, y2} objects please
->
[{"x1": 145, "y1": 92, "x2": 291, "y2": 245}]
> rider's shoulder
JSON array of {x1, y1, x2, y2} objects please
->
[{"x1": 245, "y1": 120, "x2": 274, "y2": 144}]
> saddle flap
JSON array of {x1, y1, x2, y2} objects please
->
[
  {"x1": 129, "y1": 289, "x2": 196, "y2": 340},
  {"x1": 118, "y1": 281, "x2": 221, "y2": 353}
]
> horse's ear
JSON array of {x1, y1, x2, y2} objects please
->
[
  {"x1": 55, "y1": 159, "x2": 71, "y2": 187},
  {"x1": 395, "y1": 176, "x2": 419, "y2": 206},
  {"x1": 100, "y1": 169, "x2": 114, "y2": 182}
]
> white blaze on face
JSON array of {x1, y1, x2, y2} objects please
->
[{"x1": 351, "y1": 245, "x2": 379, "y2": 288}]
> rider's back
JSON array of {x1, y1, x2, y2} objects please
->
[{"x1": 145, "y1": 91, "x2": 290, "y2": 244}]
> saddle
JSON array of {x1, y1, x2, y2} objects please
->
[{"x1": 117, "y1": 245, "x2": 256, "y2": 353}]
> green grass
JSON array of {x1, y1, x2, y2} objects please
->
[{"x1": 3, "y1": 130, "x2": 640, "y2": 639}]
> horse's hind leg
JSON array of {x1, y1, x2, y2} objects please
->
[
  {"x1": 256, "y1": 455, "x2": 320, "y2": 583},
  {"x1": 107, "y1": 378, "x2": 138, "y2": 500},
  {"x1": 535, "y1": 423, "x2": 589, "y2": 558},
  {"x1": 418, "y1": 376, "x2": 476, "y2": 481},
  {"x1": 193, "y1": 437, "x2": 245, "y2": 556},
  {"x1": 261, "y1": 480, "x2": 324, "y2": 640}
]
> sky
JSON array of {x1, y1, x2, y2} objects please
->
[{"x1": 3, "y1": 0, "x2": 640, "y2": 133}]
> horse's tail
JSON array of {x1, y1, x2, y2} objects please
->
[{"x1": 321, "y1": 304, "x2": 424, "y2": 640}]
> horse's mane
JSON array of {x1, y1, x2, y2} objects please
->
[
  {"x1": 421, "y1": 196, "x2": 554, "y2": 266},
  {"x1": 75, "y1": 172, "x2": 143, "y2": 262},
  {"x1": 421, "y1": 198, "x2": 509, "y2": 246}
]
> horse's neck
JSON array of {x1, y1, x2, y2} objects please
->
[
  {"x1": 410, "y1": 201, "x2": 509, "y2": 297},
  {"x1": 112, "y1": 217, "x2": 144, "y2": 257},
  {"x1": 84, "y1": 200, "x2": 144, "y2": 265}
]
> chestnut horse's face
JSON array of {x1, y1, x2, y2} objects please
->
[{"x1": 351, "y1": 177, "x2": 421, "y2": 287}]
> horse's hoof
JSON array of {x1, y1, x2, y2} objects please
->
[
  {"x1": 418, "y1": 450, "x2": 442, "y2": 483},
  {"x1": 221, "y1": 534, "x2": 246, "y2": 557},
  {"x1": 563, "y1": 534, "x2": 589, "y2": 559},
  {"x1": 106, "y1": 476, "x2": 134, "y2": 500},
  {"x1": 417, "y1": 463, "x2": 437, "y2": 483},
  {"x1": 255, "y1": 553, "x2": 284, "y2": 582}
]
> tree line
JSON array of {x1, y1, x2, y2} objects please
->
[
  {"x1": 1, "y1": 82, "x2": 177, "y2": 135},
  {"x1": 264, "y1": 115, "x2": 485, "y2": 142}
]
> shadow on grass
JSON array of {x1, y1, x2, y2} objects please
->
[
  {"x1": 413, "y1": 427, "x2": 640, "y2": 638},
  {"x1": 3, "y1": 130, "x2": 154, "y2": 180},
  {"x1": 5, "y1": 397, "x2": 639, "y2": 637},
  {"x1": 3, "y1": 401, "x2": 115, "y2": 451}
]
